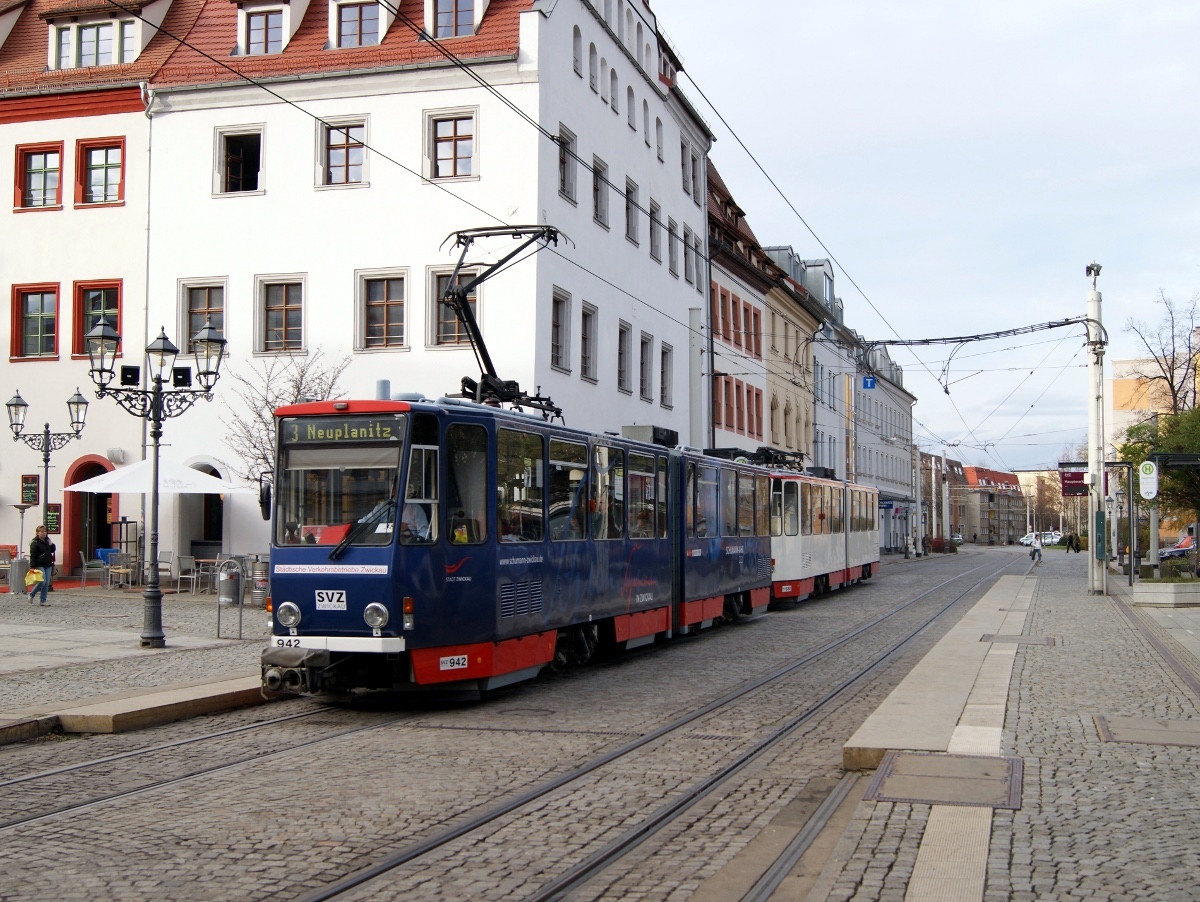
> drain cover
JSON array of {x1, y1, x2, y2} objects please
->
[
  {"x1": 863, "y1": 751, "x2": 1023, "y2": 809},
  {"x1": 1094, "y1": 715, "x2": 1200, "y2": 747}
]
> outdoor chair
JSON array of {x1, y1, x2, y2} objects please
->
[
  {"x1": 177, "y1": 555, "x2": 201, "y2": 594},
  {"x1": 107, "y1": 553, "x2": 135, "y2": 589},
  {"x1": 148, "y1": 549, "x2": 173, "y2": 583},
  {"x1": 78, "y1": 551, "x2": 108, "y2": 589},
  {"x1": 0, "y1": 547, "x2": 11, "y2": 584}
]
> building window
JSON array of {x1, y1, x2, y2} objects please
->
[
  {"x1": 15, "y1": 144, "x2": 63, "y2": 209},
  {"x1": 660, "y1": 344, "x2": 672, "y2": 407},
  {"x1": 681, "y1": 141, "x2": 689, "y2": 194},
  {"x1": 592, "y1": 157, "x2": 608, "y2": 226},
  {"x1": 617, "y1": 321, "x2": 631, "y2": 393},
  {"x1": 731, "y1": 298, "x2": 742, "y2": 348},
  {"x1": 338, "y1": 3, "x2": 379, "y2": 47},
  {"x1": 558, "y1": 126, "x2": 576, "y2": 202},
  {"x1": 580, "y1": 303, "x2": 597, "y2": 381},
  {"x1": 73, "y1": 282, "x2": 120, "y2": 356},
  {"x1": 431, "y1": 115, "x2": 474, "y2": 178},
  {"x1": 691, "y1": 151, "x2": 701, "y2": 203},
  {"x1": 435, "y1": 0, "x2": 473, "y2": 37},
  {"x1": 642, "y1": 100, "x2": 649, "y2": 144},
  {"x1": 639, "y1": 333, "x2": 652, "y2": 401},
  {"x1": 55, "y1": 19, "x2": 136, "y2": 68},
  {"x1": 551, "y1": 290, "x2": 570, "y2": 371},
  {"x1": 751, "y1": 308, "x2": 761, "y2": 358},
  {"x1": 720, "y1": 290, "x2": 731, "y2": 341},
  {"x1": 589, "y1": 43, "x2": 598, "y2": 91},
  {"x1": 693, "y1": 233, "x2": 704, "y2": 291},
  {"x1": 247, "y1": 10, "x2": 283, "y2": 54},
  {"x1": 75, "y1": 139, "x2": 124, "y2": 206},
  {"x1": 12, "y1": 285, "x2": 58, "y2": 359},
  {"x1": 609, "y1": 70, "x2": 618, "y2": 111},
  {"x1": 185, "y1": 286, "x2": 225, "y2": 351},
  {"x1": 324, "y1": 122, "x2": 365, "y2": 185},
  {"x1": 667, "y1": 218, "x2": 679, "y2": 275},
  {"x1": 648, "y1": 200, "x2": 662, "y2": 261},
  {"x1": 572, "y1": 26, "x2": 582, "y2": 75},
  {"x1": 724, "y1": 376, "x2": 734, "y2": 428},
  {"x1": 261, "y1": 281, "x2": 304, "y2": 352},
  {"x1": 434, "y1": 271, "x2": 477, "y2": 345},
  {"x1": 364, "y1": 277, "x2": 405, "y2": 348},
  {"x1": 655, "y1": 118, "x2": 663, "y2": 160},
  {"x1": 683, "y1": 226, "x2": 694, "y2": 284},
  {"x1": 624, "y1": 179, "x2": 638, "y2": 244},
  {"x1": 217, "y1": 129, "x2": 263, "y2": 194},
  {"x1": 78, "y1": 22, "x2": 114, "y2": 66},
  {"x1": 626, "y1": 86, "x2": 636, "y2": 129}
]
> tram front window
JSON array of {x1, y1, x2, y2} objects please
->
[{"x1": 275, "y1": 415, "x2": 405, "y2": 547}]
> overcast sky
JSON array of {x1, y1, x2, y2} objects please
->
[{"x1": 649, "y1": 0, "x2": 1200, "y2": 471}]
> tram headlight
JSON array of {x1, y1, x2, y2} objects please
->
[
  {"x1": 276, "y1": 601, "x2": 302, "y2": 628},
  {"x1": 363, "y1": 603, "x2": 389, "y2": 629}
]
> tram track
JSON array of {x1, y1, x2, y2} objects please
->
[{"x1": 295, "y1": 556, "x2": 1021, "y2": 902}]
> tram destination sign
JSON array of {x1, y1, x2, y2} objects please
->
[{"x1": 280, "y1": 416, "x2": 402, "y2": 445}]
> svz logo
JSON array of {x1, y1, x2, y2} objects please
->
[{"x1": 315, "y1": 590, "x2": 347, "y2": 610}]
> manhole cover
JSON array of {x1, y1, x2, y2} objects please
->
[
  {"x1": 1094, "y1": 715, "x2": 1200, "y2": 747},
  {"x1": 863, "y1": 751, "x2": 1023, "y2": 809}
]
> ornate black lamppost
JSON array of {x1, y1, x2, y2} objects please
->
[
  {"x1": 85, "y1": 319, "x2": 226, "y2": 648},
  {"x1": 6, "y1": 389, "x2": 89, "y2": 526}
]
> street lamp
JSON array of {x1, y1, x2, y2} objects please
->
[
  {"x1": 6, "y1": 388, "x2": 89, "y2": 526},
  {"x1": 85, "y1": 319, "x2": 226, "y2": 648},
  {"x1": 1115, "y1": 486, "x2": 1126, "y2": 571}
]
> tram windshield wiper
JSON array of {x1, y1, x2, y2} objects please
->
[{"x1": 328, "y1": 498, "x2": 396, "y2": 560}]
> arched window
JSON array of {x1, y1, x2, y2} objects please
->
[
  {"x1": 604, "y1": 0, "x2": 612, "y2": 27},
  {"x1": 600, "y1": 58, "x2": 608, "y2": 100},
  {"x1": 626, "y1": 9, "x2": 633, "y2": 45},
  {"x1": 655, "y1": 118, "x2": 663, "y2": 159},
  {"x1": 589, "y1": 44, "x2": 598, "y2": 91},
  {"x1": 610, "y1": 70, "x2": 618, "y2": 110},
  {"x1": 770, "y1": 395, "x2": 779, "y2": 444},
  {"x1": 784, "y1": 402, "x2": 792, "y2": 448},
  {"x1": 642, "y1": 99, "x2": 650, "y2": 144},
  {"x1": 627, "y1": 86, "x2": 635, "y2": 128},
  {"x1": 573, "y1": 26, "x2": 582, "y2": 76},
  {"x1": 617, "y1": 0, "x2": 625, "y2": 39},
  {"x1": 636, "y1": 22, "x2": 643, "y2": 64}
]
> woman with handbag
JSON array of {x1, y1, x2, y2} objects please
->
[{"x1": 29, "y1": 525, "x2": 54, "y2": 606}]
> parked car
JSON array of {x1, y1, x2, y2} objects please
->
[
  {"x1": 1019, "y1": 533, "x2": 1036, "y2": 546},
  {"x1": 1043, "y1": 531, "x2": 1062, "y2": 545},
  {"x1": 951, "y1": 533, "x2": 964, "y2": 545},
  {"x1": 1160, "y1": 535, "x2": 1195, "y2": 560}
]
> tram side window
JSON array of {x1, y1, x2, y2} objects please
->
[
  {"x1": 801, "y1": 482, "x2": 812, "y2": 536},
  {"x1": 549, "y1": 438, "x2": 588, "y2": 541},
  {"x1": 591, "y1": 445, "x2": 625, "y2": 539},
  {"x1": 446, "y1": 423, "x2": 487, "y2": 544},
  {"x1": 720, "y1": 467, "x2": 738, "y2": 537},
  {"x1": 737, "y1": 472, "x2": 755, "y2": 537},
  {"x1": 832, "y1": 487, "x2": 844, "y2": 533},
  {"x1": 784, "y1": 481, "x2": 799, "y2": 536},
  {"x1": 401, "y1": 418, "x2": 440, "y2": 544},
  {"x1": 656, "y1": 457, "x2": 669, "y2": 538},
  {"x1": 770, "y1": 478, "x2": 783, "y2": 537},
  {"x1": 497, "y1": 429, "x2": 545, "y2": 542},
  {"x1": 755, "y1": 474, "x2": 770, "y2": 536},
  {"x1": 686, "y1": 463, "x2": 697, "y2": 537},
  {"x1": 696, "y1": 465, "x2": 718, "y2": 538},
  {"x1": 850, "y1": 490, "x2": 859, "y2": 532},
  {"x1": 628, "y1": 452, "x2": 655, "y2": 537}
]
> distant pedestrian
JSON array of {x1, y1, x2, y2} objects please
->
[
  {"x1": 972, "y1": 533, "x2": 977, "y2": 544},
  {"x1": 29, "y1": 525, "x2": 55, "y2": 606},
  {"x1": 1031, "y1": 533, "x2": 1043, "y2": 564},
  {"x1": 1064, "y1": 533, "x2": 1073, "y2": 552}
]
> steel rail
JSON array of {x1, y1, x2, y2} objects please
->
[{"x1": 297, "y1": 557, "x2": 1013, "y2": 902}]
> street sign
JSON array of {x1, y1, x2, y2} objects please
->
[
  {"x1": 21, "y1": 475, "x2": 39, "y2": 505},
  {"x1": 1060, "y1": 470, "x2": 1087, "y2": 497},
  {"x1": 862, "y1": 376, "x2": 876, "y2": 389},
  {"x1": 1139, "y1": 461, "x2": 1158, "y2": 500}
]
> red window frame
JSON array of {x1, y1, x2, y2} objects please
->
[
  {"x1": 751, "y1": 309, "x2": 762, "y2": 358},
  {"x1": 720, "y1": 290, "x2": 731, "y2": 342},
  {"x1": 731, "y1": 296, "x2": 742, "y2": 348},
  {"x1": 712, "y1": 373, "x2": 723, "y2": 428},
  {"x1": 734, "y1": 379, "x2": 745, "y2": 434},
  {"x1": 754, "y1": 389, "x2": 763, "y2": 440},
  {"x1": 14, "y1": 142, "x2": 64, "y2": 211},
  {"x1": 10, "y1": 282, "x2": 61, "y2": 361},
  {"x1": 72, "y1": 279, "x2": 122, "y2": 358},
  {"x1": 74, "y1": 136, "x2": 126, "y2": 208}
]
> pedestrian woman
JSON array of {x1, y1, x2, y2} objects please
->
[
  {"x1": 29, "y1": 525, "x2": 55, "y2": 606},
  {"x1": 1032, "y1": 532, "x2": 1043, "y2": 564}
]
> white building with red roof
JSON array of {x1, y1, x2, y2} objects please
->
[{"x1": 1, "y1": 0, "x2": 713, "y2": 565}]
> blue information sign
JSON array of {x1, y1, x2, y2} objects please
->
[{"x1": 863, "y1": 376, "x2": 876, "y2": 389}]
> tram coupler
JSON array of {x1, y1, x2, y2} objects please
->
[{"x1": 262, "y1": 646, "x2": 330, "y2": 696}]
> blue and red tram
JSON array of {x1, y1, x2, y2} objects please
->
[{"x1": 261, "y1": 396, "x2": 877, "y2": 697}]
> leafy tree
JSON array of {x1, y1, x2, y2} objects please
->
[
  {"x1": 1120, "y1": 409, "x2": 1200, "y2": 524},
  {"x1": 220, "y1": 351, "x2": 351, "y2": 481}
]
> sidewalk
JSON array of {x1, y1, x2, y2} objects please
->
[
  {"x1": 810, "y1": 544, "x2": 1200, "y2": 900},
  {"x1": 0, "y1": 583, "x2": 271, "y2": 742}
]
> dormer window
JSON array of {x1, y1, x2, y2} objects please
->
[
  {"x1": 247, "y1": 10, "x2": 283, "y2": 54},
  {"x1": 435, "y1": 0, "x2": 471, "y2": 37},
  {"x1": 50, "y1": 19, "x2": 136, "y2": 69},
  {"x1": 337, "y1": 2, "x2": 378, "y2": 46}
]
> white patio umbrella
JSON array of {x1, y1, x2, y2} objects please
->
[{"x1": 65, "y1": 458, "x2": 256, "y2": 494}]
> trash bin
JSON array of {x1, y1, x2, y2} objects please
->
[
  {"x1": 250, "y1": 561, "x2": 269, "y2": 607},
  {"x1": 217, "y1": 563, "x2": 242, "y2": 606},
  {"x1": 9, "y1": 558, "x2": 29, "y2": 594}
]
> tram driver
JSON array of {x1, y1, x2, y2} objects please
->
[{"x1": 400, "y1": 502, "x2": 431, "y2": 541}]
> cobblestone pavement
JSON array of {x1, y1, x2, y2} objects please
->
[
  {"x1": 814, "y1": 547, "x2": 1200, "y2": 902},
  {"x1": 0, "y1": 551, "x2": 994, "y2": 901}
]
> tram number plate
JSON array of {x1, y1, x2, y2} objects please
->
[
  {"x1": 315, "y1": 590, "x2": 347, "y2": 610},
  {"x1": 439, "y1": 655, "x2": 469, "y2": 671},
  {"x1": 274, "y1": 638, "x2": 303, "y2": 648}
]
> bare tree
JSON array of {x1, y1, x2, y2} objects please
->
[
  {"x1": 1123, "y1": 291, "x2": 1199, "y2": 415},
  {"x1": 220, "y1": 351, "x2": 351, "y2": 481}
]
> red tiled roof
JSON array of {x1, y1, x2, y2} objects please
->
[
  {"x1": 39, "y1": 0, "x2": 149, "y2": 19},
  {"x1": 154, "y1": 0, "x2": 527, "y2": 87},
  {"x1": 706, "y1": 158, "x2": 760, "y2": 246},
  {"x1": 0, "y1": 0, "x2": 206, "y2": 94},
  {"x1": 0, "y1": 0, "x2": 30, "y2": 16},
  {"x1": 963, "y1": 466, "x2": 1021, "y2": 489}
]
